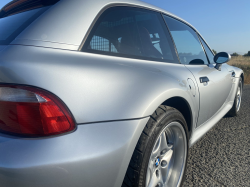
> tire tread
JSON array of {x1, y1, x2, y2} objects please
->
[{"x1": 122, "y1": 105, "x2": 188, "y2": 187}]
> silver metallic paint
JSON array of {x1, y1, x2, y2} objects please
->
[
  {"x1": 185, "y1": 64, "x2": 233, "y2": 127},
  {"x1": 0, "y1": 0, "x2": 244, "y2": 186},
  {"x1": 0, "y1": 45, "x2": 199, "y2": 124},
  {"x1": 189, "y1": 76, "x2": 240, "y2": 146},
  {"x1": 0, "y1": 118, "x2": 149, "y2": 187}
]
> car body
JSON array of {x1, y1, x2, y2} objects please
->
[{"x1": 0, "y1": 0, "x2": 243, "y2": 187}]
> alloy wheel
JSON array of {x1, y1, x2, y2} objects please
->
[
  {"x1": 236, "y1": 81, "x2": 242, "y2": 112},
  {"x1": 145, "y1": 122, "x2": 187, "y2": 187}
]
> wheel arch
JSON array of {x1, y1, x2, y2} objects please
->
[
  {"x1": 161, "y1": 97, "x2": 193, "y2": 138},
  {"x1": 139, "y1": 88, "x2": 197, "y2": 141},
  {"x1": 241, "y1": 73, "x2": 244, "y2": 88},
  {"x1": 121, "y1": 97, "x2": 192, "y2": 187}
]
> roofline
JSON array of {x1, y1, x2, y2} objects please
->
[
  {"x1": 78, "y1": 1, "x2": 200, "y2": 50},
  {"x1": 12, "y1": 0, "x2": 208, "y2": 51}
]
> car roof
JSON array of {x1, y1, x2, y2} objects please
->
[{"x1": 12, "y1": 0, "x2": 199, "y2": 50}]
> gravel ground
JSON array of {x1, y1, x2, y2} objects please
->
[{"x1": 182, "y1": 85, "x2": 250, "y2": 187}]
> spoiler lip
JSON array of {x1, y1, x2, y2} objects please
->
[{"x1": 0, "y1": 0, "x2": 60, "y2": 18}]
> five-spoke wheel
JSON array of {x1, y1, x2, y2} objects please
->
[
  {"x1": 236, "y1": 82, "x2": 242, "y2": 112},
  {"x1": 228, "y1": 77, "x2": 243, "y2": 116},
  {"x1": 146, "y1": 122, "x2": 187, "y2": 187},
  {"x1": 122, "y1": 106, "x2": 188, "y2": 187}
]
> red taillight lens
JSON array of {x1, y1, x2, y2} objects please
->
[{"x1": 0, "y1": 85, "x2": 75, "y2": 137}]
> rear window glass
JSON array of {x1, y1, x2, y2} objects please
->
[
  {"x1": 82, "y1": 7, "x2": 179, "y2": 63},
  {"x1": 0, "y1": 7, "x2": 49, "y2": 45}
]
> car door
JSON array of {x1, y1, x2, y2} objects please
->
[
  {"x1": 198, "y1": 36, "x2": 234, "y2": 118},
  {"x1": 163, "y1": 15, "x2": 232, "y2": 127}
]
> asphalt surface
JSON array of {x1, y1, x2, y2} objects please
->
[{"x1": 182, "y1": 85, "x2": 250, "y2": 187}]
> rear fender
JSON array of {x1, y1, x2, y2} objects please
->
[{"x1": 0, "y1": 45, "x2": 198, "y2": 130}]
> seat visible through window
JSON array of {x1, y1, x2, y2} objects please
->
[{"x1": 83, "y1": 6, "x2": 179, "y2": 63}]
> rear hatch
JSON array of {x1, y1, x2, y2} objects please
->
[{"x1": 0, "y1": 0, "x2": 60, "y2": 49}]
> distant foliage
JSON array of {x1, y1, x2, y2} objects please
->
[
  {"x1": 243, "y1": 51, "x2": 250, "y2": 56},
  {"x1": 212, "y1": 49, "x2": 217, "y2": 55},
  {"x1": 228, "y1": 55, "x2": 250, "y2": 84},
  {"x1": 231, "y1": 52, "x2": 239, "y2": 56}
]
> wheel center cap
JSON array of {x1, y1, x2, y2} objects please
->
[{"x1": 155, "y1": 158, "x2": 160, "y2": 167}]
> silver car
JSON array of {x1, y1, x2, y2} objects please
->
[{"x1": 0, "y1": 0, "x2": 243, "y2": 187}]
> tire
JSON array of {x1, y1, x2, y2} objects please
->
[
  {"x1": 228, "y1": 77, "x2": 242, "y2": 117},
  {"x1": 122, "y1": 105, "x2": 189, "y2": 187}
]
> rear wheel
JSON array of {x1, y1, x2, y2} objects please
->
[
  {"x1": 228, "y1": 77, "x2": 242, "y2": 117},
  {"x1": 122, "y1": 106, "x2": 188, "y2": 187}
]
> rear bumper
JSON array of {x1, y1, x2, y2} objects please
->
[{"x1": 0, "y1": 117, "x2": 149, "y2": 187}]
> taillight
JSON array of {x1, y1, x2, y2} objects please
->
[{"x1": 0, "y1": 85, "x2": 75, "y2": 137}]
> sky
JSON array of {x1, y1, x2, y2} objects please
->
[
  {"x1": 142, "y1": 0, "x2": 250, "y2": 55},
  {"x1": 0, "y1": 0, "x2": 249, "y2": 54}
]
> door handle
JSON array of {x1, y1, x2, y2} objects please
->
[
  {"x1": 200, "y1": 77, "x2": 209, "y2": 83},
  {"x1": 231, "y1": 71, "x2": 235, "y2": 77}
]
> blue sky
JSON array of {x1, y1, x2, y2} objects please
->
[
  {"x1": 0, "y1": 0, "x2": 249, "y2": 54},
  {"x1": 142, "y1": 0, "x2": 250, "y2": 55}
]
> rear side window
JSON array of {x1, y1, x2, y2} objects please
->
[
  {"x1": 82, "y1": 7, "x2": 179, "y2": 63},
  {"x1": 0, "y1": 7, "x2": 49, "y2": 45},
  {"x1": 199, "y1": 36, "x2": 215, "y2": 64},
  {"x1": 163, "y1": 15, "x2": 208, "y2": 65}
]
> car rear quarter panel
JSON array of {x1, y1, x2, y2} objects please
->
[
  {"x1": 0, "y1": 117, "x2": 150, "y2": 187},
  {"x1": 0, "y1": 45, "x2": 199, "y2": 187},
  {"x1": 0, "y1": 45, "x2": 198, "y2": 126}
]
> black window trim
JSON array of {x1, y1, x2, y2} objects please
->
[
  {"x1": 80, "y1": 5, "x2": 180, "y2": 64},
  {"x1": 79, "y1": 3, "x2": 169, "y2": 51},
  {"x1": 160, "y1": 13, "x2": 181, "y2": 64},
  {"x1": 79, "y1": 3, "x2": 200, "y2": 52},
  {"x1": 196, "y1": 32, "x2": 211, "y2": 64},
  {"x1": 162, "y1": 13, "x2": 210, "y2": 66},
  {"x1": 197, "y1": 34, "x2": 215, "y2": 64}
]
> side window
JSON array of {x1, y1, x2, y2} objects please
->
[
  {"x1": 82, "y1": 7, "x2": 179, "y2": 63},
  {"x1": 199, "y1": 36, "x2": 215, "y2": 64},
  {"x1": 163, "y1": 15, "x2": 208, "y2": 65}
]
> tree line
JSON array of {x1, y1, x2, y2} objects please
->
[
  {"x1": 231, "y1": 51, "x2": 250, "y2": 56},
  {"x1": 212, "y1": 50, "x2": 250, "y2": 57}
]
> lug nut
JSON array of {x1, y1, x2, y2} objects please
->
[
  {"x1": 161, "y1": 160, "x2": 167, "y2": 167},
  {"x1": 161, "y1": 149, "x2": 167, "y2": 155}
]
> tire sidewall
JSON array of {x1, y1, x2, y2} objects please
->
[
  {"x1": 140, "y1": 109, "x2": 189, "y2": 187},
  {"x1": 228, "y1": 77, "x2": 243, "y2": 117},
  {"x1": 236, "y1": 78, "x2": 243, "y2": 113},
  {"x1": 233, "y1": 77, "x2": 243, "y2": 115}
]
